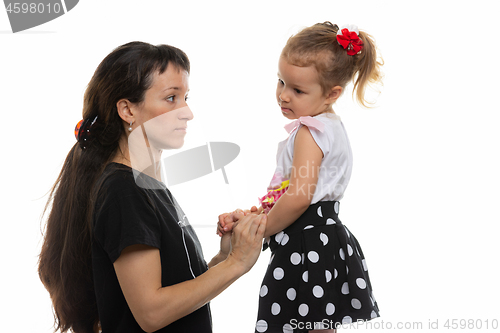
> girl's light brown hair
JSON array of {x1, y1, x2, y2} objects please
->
[{"x1": 281, "y1": 22, "x2": 383, "y2": 107}]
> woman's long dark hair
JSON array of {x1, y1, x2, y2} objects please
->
[{"x1": 38, "y1": 41, "x2": 190, "y2": 333}]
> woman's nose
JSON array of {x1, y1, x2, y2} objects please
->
[{"x1": 179, "y1": 105, "x2": 194, "y2": 121}]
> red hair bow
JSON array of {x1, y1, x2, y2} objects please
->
[{"x1": 336, "y1": 27, "x2": 364, "y2": 56}]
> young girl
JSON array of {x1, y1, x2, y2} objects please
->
[{"x1": 218, "y1": 22, "x2": 383, "y2": 332}]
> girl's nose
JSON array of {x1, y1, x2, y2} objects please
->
[
  {"x1": 278, "y1": 85, "x2": 290, "y2": 102},
  {"x1": 279, "y1": 91, "x2": 289, "y2": 102}
]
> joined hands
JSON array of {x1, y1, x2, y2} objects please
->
[{"x1": 217, "y1": 206, "x2": 264, "y2": 237}]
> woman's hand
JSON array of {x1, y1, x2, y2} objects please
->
[
  {"x1": 226, "y1": 213, "x2": 267, "y2": 273},
  {"x1": 211, "y1": 209, "x2": 263, "y2": 267},
  {"x1": 219, "y1": 231, "x2": 231, "y2": 258}
]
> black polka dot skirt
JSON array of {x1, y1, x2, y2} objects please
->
[{"x1": 255, "y1": 201, "x2": 380, "y2": 333}]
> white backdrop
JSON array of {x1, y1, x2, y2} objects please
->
[{"x1": 1, "y1": 0, "x2": 499, "y2": 332}]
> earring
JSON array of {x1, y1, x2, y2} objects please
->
[{"x1": 128, "y1": 121, "x2": 133, "y2": 131}]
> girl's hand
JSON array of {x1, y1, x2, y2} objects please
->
[
  {"x1": 217, "y1": 211, "x2": 242, "y2": 236},
  {"x1": 217, "y1": 206, "x2": 262, "y2": 236}
]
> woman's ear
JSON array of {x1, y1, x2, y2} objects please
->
[
  {"x1": 116, "y1": 99, "x2": 135, "y2": 124},
  {"x1": 326, "y1": 86, "x2": 343, "y2": 104}
]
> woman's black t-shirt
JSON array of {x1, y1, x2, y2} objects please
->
[{"x1": 92, "y1": 163, "x2": 212, "y2": 333}]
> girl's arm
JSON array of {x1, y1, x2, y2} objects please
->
[
  {"x1": 113, "y1": 213, "x2": 266, "y2": 333},
  {"x1": 263, "y1": 125, "x2": 323, "y2": 238}
]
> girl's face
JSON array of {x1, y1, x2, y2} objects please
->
[
  {"x1": 276, "y1": 57, "x2": 332, "y2": 119},
  {"x1": 132, "y1": 64, "x2": 193, "y2": 150}
]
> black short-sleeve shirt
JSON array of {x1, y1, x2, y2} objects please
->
[{"x1": 92, "y1": 163, "x2": 212, "y2": 333}]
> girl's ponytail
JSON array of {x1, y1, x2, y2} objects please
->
[{"x1": 353, "y1": 31, "x2": 384, "y2": 107}]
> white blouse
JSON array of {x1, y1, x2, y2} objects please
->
[{"x1": 269, "y1": 112, "x2": 353, "y2": 204}]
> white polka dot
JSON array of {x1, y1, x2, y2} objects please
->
[
  {"x1": 326, "y1": 303, "x2": 335, "y2": 315},
  {"x1": 325, "y1": 270, "x2": 332, "y2": 282},
  {"x1": 273, "y1": 267, "x2": 284, "y2": 280},
  {"x1": 281, "y1": 233, "x2": 289, "y2": 246},
  {"x1": 308, "y1": 251, "x2": 319, "y2": 263},
  {"x1": 320, "y1": 233, "x2": 328, "y2": 246},
  {"x1": 371, "y1": 310, "x2": 377, "y2": 318},
  {"x1": 286, "y1": 288, "x2": 296, "y2": 301},
  {"x1": 303, "y1": 225, "x2": 314, "y2": 230},
  {"x1": 271, "y1": 302, "x2": 281, "y2": 315},
  {"x1": 256, "y1": 320, "x2": 268, "y2": 332},
  {"x1": 370, "y1": 296, "x2": 375, "y2": 306},
  {"x1": 356, "y1": 246, "x2": 360, "y2": 256},
  {"x1": 334, "y1": 201, "x2": 339, "y2": 214},
  {"x1": 283, "y1": 323, "x2": 293, "y2": 333},
  {"x1": 344, "y1": 226, "x2": 350, "y2": 237},
  {"x1": 362, "y1": 259, "x2": 368, "y2": 271},
  {"x1": 317, "y1": 206, "x2": 323, "y2": 217},
  {"x1": 347, "y1": 244, "x2": 353, "y2": 256},
  {"x1": 339, "y1": 248, "x2": 345, "y2": 260},
  {"x1": 326, "y1": 218, "x2": 336, "y2": 225},
  {"x1": 346, "y1": 265, "x2": 349, "y2": 275},
  {"x1": 260, "y1": 285, "x2": 268, "y2": 297},
  {"x1": 302, "y1": 271, "x2": 308, "y2": 282},
  {"x1": 356, "y1": 278, "x2": 367, "y2": 289},
  {"x1": 341, "y1": 282, "x2": 349, "y2": 294},
  {"x1": 298, "y1": 304, "x2": 309, "y2": 316},
  {"x1": 342, "y1": 316, "x2": 352, "y2": 324},
  {"x1": 290, "y1": 252, "x2": 301, "y2": 265},
  {"x1": 334, "y1": 269, "x2": 338, "y2": 279},
  {"x1": 313, "y1": 285, "x2": 324, "y2": 298},
  {"x1": 275, "y1": 231, "x2": 284, "y2": 243},
  {"x1": 351, "y1": 298, "x2": 362, "y2": 309},
  {"x1": 301, "y1": 253, "x2": 305, "y2": 264}
]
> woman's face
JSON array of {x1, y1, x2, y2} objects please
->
[{"x1": 132, "y1": 64, "x2": 193, "y2": 150}]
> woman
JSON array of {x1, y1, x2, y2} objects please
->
[{"x1": 38, "y1": 41, "x2": 266, "y2": 333}]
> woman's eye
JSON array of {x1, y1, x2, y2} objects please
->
[
  {"x1": 166, "y1": 95, "x2": 175, "y2": 102},
  {"x1": 185, "y1": 95, "x2": 189, "y2": 102}
]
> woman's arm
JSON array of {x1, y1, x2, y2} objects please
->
[
  {"x1": 113, "y1": 213, "x2": 266, "y2": 333},
  {"x1": 262, "y1": 125, "x2": 323, "y2": 238}
]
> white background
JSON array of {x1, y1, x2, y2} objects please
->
[{"x1": 1, "y1": 0, "x2": 499, "y2": 332}]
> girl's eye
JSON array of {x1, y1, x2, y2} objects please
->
[
  {"x1": 278, "y1": 79, "x2": 284, "y2": 85},
  {"x1": 294, "y1": 88, "x2": 303, "y2": 94}
]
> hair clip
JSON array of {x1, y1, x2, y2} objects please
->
[
  {"x1": 74, "y1": 115, "x2": 98, "y2": 150},
  {"x1": 336, "y1": 24, "x2": 363, "y2": 56}
]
